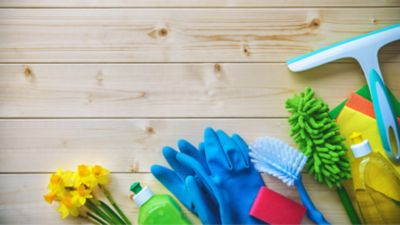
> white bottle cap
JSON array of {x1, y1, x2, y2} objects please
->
[
  {"x1": 351, "y1": 140, "x2": 372, "y2": 158},
  {"x1": 133, "y1": 186, "x2": 153, "y2": 207},
  {"x1": 350, "y1": 132, "x2": 372, "y2": 158}
]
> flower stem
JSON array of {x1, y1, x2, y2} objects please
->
[
  {"x1": 87, "y1": 212, "x2": 107, "y2": 225},
  {"x1": 86, "y1": 199, "x2": 115, "y2": 224},
  {"x1": 101, "y1": 185, "x2": 132, "y2": 225},
  {"x1": 98, "y1": 200, "x2": 126, "y2": 225}
]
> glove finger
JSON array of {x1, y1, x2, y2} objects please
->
[
  {"x1": 178, "y1": 140, "x2": 208, "y2": 171},
  {"x1": 176, "y1": 152, "x2": 215, "y2": 195},
  {"x1": 216, "y1": 130, "x2": 247, "y2": 170},
  {"x1": 204, "y1": 127, "x2": 230, "y2": 172},
  {"x1": 150, "y1": 165, "x2": 194, "y2": 211},
  {"x1": 232, "y1": 134, "x2": 250, "y2": 167},
  {"x1": 186, "y1": 176, "x2": 220, "y2": 225},
  {"x1": 198, "y1": 142, "x2": 211, "y2": 174},
  {"x1": 178, "y1": 139, "x2": 211, "y2": 175},
  {"x1": 163, "y1": 146, "x2": 193, "y2": 179},
  {"x1": 198, "y1": 142, "x2": 204, "y2": 152}
]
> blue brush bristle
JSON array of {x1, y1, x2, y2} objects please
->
[{"x1": 249, "y1": 137, "x2": 308, "y2": 187}]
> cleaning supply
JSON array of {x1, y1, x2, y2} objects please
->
[
  {"x1": 250, "y1": 186, "x2": 306, "y2": 225},
  {"x1": 151, "y1": 140, "x2": 220, "y2": 225},
  {"x1": 130, "y1": 182, "x2": 192, "y2": 225},
  {"x1": 176, "y1": 128, "x2": 265, "y2": 224},
  {"x1": 287, "y1": 24, "x2": 400, "y2": 163},
  {"x1": 349, "y1": 133, "x2": 400, "y2": 224},
  {"x1": 250, "y1": 137, "x2": 329, "y2": 225},
  {"x1": 330, "y1": 85, "x2": 400, "y2": 120},
  {"x1": 334, "y1": 92, "x2": 400, "y2": 174},
  {"x1": 331, "y1": 89, "x2": 400, "y2": 223},
  {"x1": 286, "y1": 87, "x2": 352, "y2": 186},
  {"x1": 286, "y1": 87, "x2": 361, "y2": 225}
]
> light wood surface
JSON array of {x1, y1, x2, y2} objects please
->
[
  {"x1": 1, "y1": 63, "x2": 398, "y2": 118},
  {"x1": 1, "y1": 0, "x2": 399, "y2": 8},
  {"x1": 1, "y1": 8, "x2": 400, "y2": 63},
  {"x1": 0, "y1": 1, "x2": 399, "y2": 224},
  {"x1": 0, "y1": 173, "x2": 350, "y2": 225},
  {"x1": 0, "y1": 119, "x2": 292, "y2": 172}
]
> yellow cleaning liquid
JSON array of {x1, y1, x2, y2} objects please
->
[{"x1": 350, "y1": 133, "x2": 400, "y2": 224}]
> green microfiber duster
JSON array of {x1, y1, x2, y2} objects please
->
[
  {"x1": 286, "y1": 87, "x2": 361, "y2": 225},
  {"x1": 286, "y1": 87, "x2": 351, "y2": 186}
]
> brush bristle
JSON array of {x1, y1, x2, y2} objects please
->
[{"x1": 249, "y1": 137, "x2": 308, "y2": 187}]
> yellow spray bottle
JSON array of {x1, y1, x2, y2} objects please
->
[
  {"x1": 130, "y1": 182, "x2": 192, "y2": 225},
  {"x1": 350, "y1": 132, "x2": 400, "y2": 224}
]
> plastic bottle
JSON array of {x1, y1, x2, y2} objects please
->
[
  {"x1": 350, "y1": 132, "x2": 400, "y2": 224},
  {"x1": 130, "y1": 182, "x2": 192, "y2": 225}
]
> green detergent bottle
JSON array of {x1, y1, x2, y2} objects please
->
[{"x1": 130, "y1": 182, "x2": 192, "y2": 225}]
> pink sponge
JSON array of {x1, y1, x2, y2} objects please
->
[{"x1": 250, "y1": 187, "x2": 306, "y2": 225}]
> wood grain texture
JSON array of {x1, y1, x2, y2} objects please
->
[
  {"x1": 0, "y1": 173, "x2": 199, "y2": 225},
  {"x1": 1, "y1": 63, "x2": 399, "y2": 118},
  {"x1": 0, "y1": 119, "x2": 293, "y2": 173},
  {"x1": 0, "y1": 173, "x2": 350, "y2": 224},
  {"x1": 0, "y1": 2, "x2": 399, "y2": 224},
  {"x1": 0, "y1": 8, "x2": 399, "y2": 63},
  {"x1": 1, "y1": 0, "x2": 399, "y2": 8}
]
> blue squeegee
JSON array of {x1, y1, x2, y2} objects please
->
[{"x1": 287, "y1": 24, "x2": 400, "y2": 163}]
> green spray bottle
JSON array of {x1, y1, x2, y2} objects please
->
[{"x1": 130, "y1": 182, "x2": 192, "y2": 225}]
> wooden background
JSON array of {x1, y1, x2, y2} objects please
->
[{"x1": 0, "y1": 1, "x2": 399, "y2": 224}]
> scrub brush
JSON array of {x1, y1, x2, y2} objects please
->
[
  {"x1": 285, "y1": 87, "x2": 361, "y2": 225},
  {"x1": 250, "y1": 137, "x2": 330, "y2": 225}
]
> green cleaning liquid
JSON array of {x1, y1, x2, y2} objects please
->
[
  {"x1": 350, "y1": 133, "x2": 400, "y2": 224},
  {"x1": 130, "y1": 182, "x2": 192, "y2": 225}
]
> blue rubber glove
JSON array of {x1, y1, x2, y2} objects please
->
[
  {"x1": 151, "y1": 140, "x2": 220, "y2": 224},
  {"x1": 177, "y1": 128, "x2": 265, "y2": 224}
]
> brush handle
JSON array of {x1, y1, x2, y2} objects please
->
[
  {"x1": 336, "y1": 186, "x2": 362, "y2": 225},
  {"x1": 295, "y1": 176, "x2": 330, "y2": 225}
]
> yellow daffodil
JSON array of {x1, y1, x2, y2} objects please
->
[
  {"x1": 48, "y1": 169, "x2": 66, "y2": 196},
  {"x1": 92, "y1": 165, "x2": 110, "y2": 185},
  {"x1": 75, "y1": 165, "x2": 97, "y2": 189},
  {"x1": 58, "y1": 195, "x2": 80, "y2": 219},
  {"x1": 71, "y1": 184, "x2": 93, "y2": 206},
  {"x1": 47, "y1": 169, "x2": 76, "y2": 198},
  {"x1": 61, "y1": 170, "x2": 75, "y2": 187},
  {"x1": 43, "y1": 192, "x2": 57, "y2": 204},
  {"x1": 44, "y1": 165, "x2": 130, "y2": 225}
]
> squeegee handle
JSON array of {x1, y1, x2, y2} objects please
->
[
  {"x1": 295, "y1": 177, "x2": 330, "y2": 225},
  {"x1": 367, "y1": 69, "x2": 400, "y2": 163}
]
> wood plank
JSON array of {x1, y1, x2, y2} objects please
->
[
  {"x1": 1, "y1": 63, "x2": 399, "y2": 118},
  {"x1": 0, "y1": 119, "x2": 297, "y2": 173},
  {"x1": 0, "y1": 173, "x2": 350, "y2": 224},
  {"x1": 0, "y1": 8, "x2": 399, "y2": 63},
  {"x1": 0, "y1": 173, "x2": 199, "y2": 225},
  {"x1": 1, "y1": 0, "x2": 399, "y2": 8}
]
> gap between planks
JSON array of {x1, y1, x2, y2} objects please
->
[
  {"x1": 0, "y1": 118, "x2": 293, "y2": 173},
  {"x1": 0, "y1": 63, "x2": 398, "y2": 118},
  {"x1": 0, "y1": 173, "x2": 352, "y2": 224}
]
